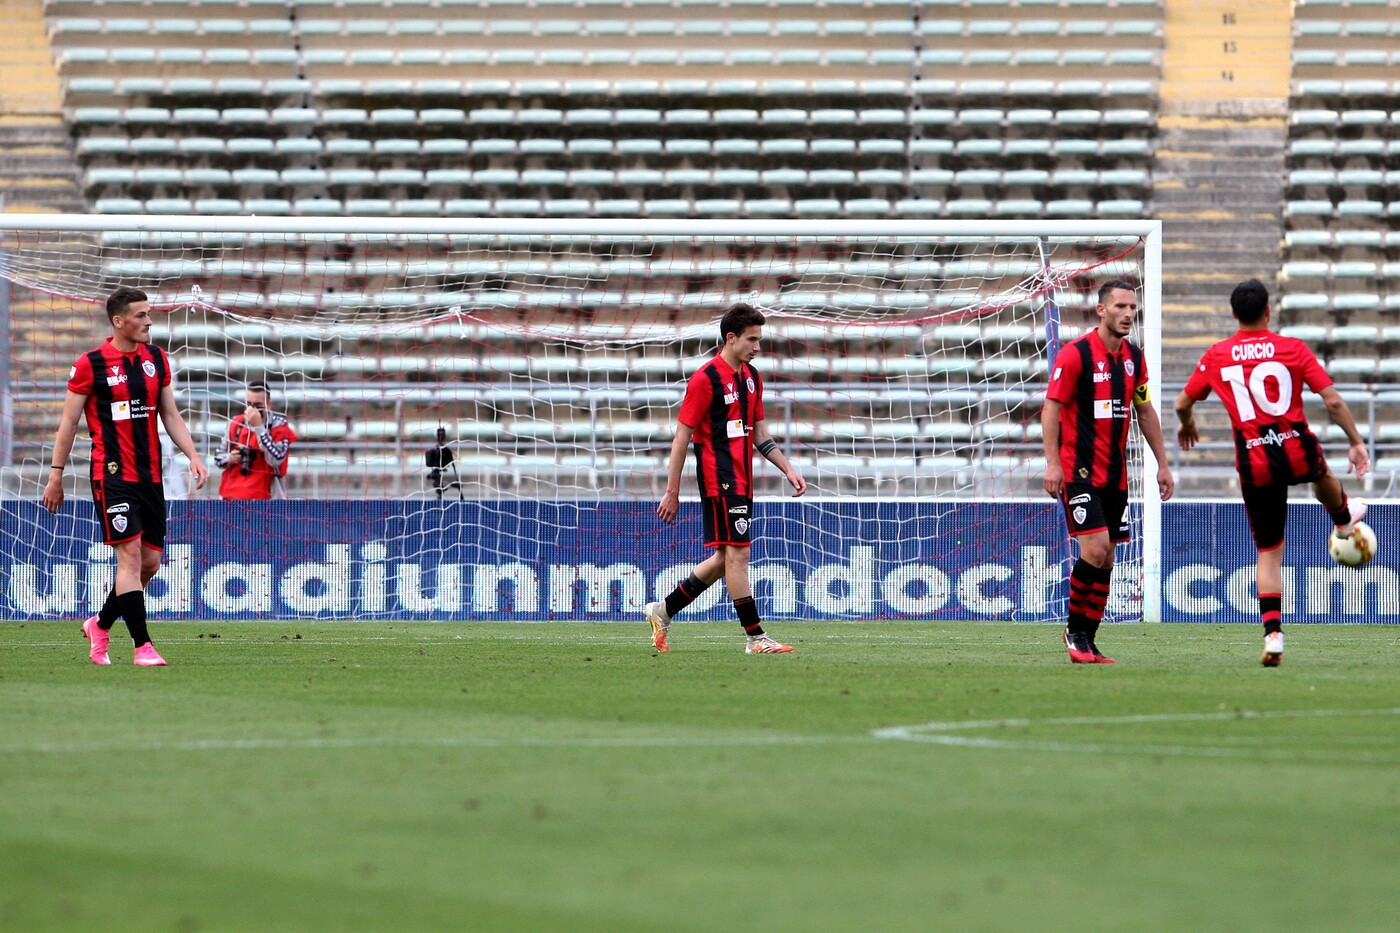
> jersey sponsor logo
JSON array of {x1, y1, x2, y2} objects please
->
[
  {"x1": 105, "y1": 502, "x2": 129, "y2": 514},
  {"x1": 111, "y1": 400, "x2": 131, "y2": 421},
  {"x1": 142, "y1": 360, "x2": 157, "y2": 378},
  {"x1": 106, "y1": 364, "x2": 128, "y2": 387},
  {"x1": 1231, "y1": 342, "x2": 1276, "y2": 362},
  {"x1": 734, "y1": 518, "x2": 749, "y2": 535},
  {"x1": 726, "y1": 418, "x2": 747, "y2": 438},
  {"x1": 723, "y1": 382, "x2": 738, "y2": 404},
  {"x1": 1072, "y1": 506, "x2": 1088, "y2": 525},
  {"x1": 1094, "y1": 399, "x2": 1129, "y2": 420},
  {"x1": 69, "y1": 365, "x2": 77, "y2": 380},
  {"x1": 1067, "y1": 493, "x2": 1091, "y2": 505},
  {"x1": 1092, "y1": 372, "x2": 1113, "y2": 383},
  {"x1": 1052, "y1": 366, "x2": 1062, "y2": 381},
  {"x1": 111, "y1": 515, "x2": 128, "y2": 534},
  {"x1": 1245, "y1": 427, "x2": 1301, "y2": 450}
]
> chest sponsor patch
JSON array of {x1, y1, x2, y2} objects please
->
[
  {"x1": 726, "y1": 418, "x2": 747, "y2": 438},
  {"x1": 111, "y1": 400, "x2": 131, "y2": 421}
]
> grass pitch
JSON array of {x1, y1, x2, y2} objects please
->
[{"x1": 1, "y1": 621, "x2": 1398, "y2": 933}]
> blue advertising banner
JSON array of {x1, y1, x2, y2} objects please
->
[{"x1": 0, "y1": 499, "x2": 1394, "y2": 622}]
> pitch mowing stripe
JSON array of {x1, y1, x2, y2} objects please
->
[{"x1": 874, "y1": 707, "x2": 1400, "y2": 763}]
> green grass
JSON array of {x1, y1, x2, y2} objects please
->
[{"x1": 2, "y1": 621, "x2": 1398, "y2": 933}]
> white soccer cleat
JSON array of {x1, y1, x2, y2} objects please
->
[
  {"x1": 745, "y1": 634, "x2": 793, "y2": 654},
  {"x1": 643, "y1": 601, "x2": 671, "y2": 653},
  {"x1": 1261, "y1": 631, "x2": 1284, "y2": 667},
  {"x1": 1341, "y1": 499, "x2": 1368, "y2": 536}
]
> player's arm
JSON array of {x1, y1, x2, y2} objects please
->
[
  {"x1": 1040, "y1": 398, "x2": 1064, "y2": 497},
  {"x1": 1133, "y1": 386, "x2": 1175, "y2": 502},
  {"x1": 753, "y1": 419, "x2": 806, "y2": 497},
  {"x1": 157, "y1": 384, "x2": 210, "y2": 490},
  {"x1": 41, "y1": 390, "x2": 89, "y2": 513},
  {"x1": 657, "y1": 421, "x2": 694, "y2": 524},
  {"x1": 1317, "y1": 385, "x2": 1370, "y2": 478},
  {"x1": 1173, "y1": 390, "x2": 1200, "y2": 450}
]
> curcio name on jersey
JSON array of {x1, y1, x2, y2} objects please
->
[{"x1": 1231, "y1": 342, "x2": 1276, "y2": 362}]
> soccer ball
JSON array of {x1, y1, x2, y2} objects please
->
[{"x1": 1329, "y1": 521, "x2": 1378, "y2": 568}]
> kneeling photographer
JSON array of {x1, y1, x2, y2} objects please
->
[{"x1": 215, "y1": 382, "x2": 297, "y2": 500}]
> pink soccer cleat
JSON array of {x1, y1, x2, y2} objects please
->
[
  {"x1": 81, "y1": 615, "x2": 110, "y2": 666},
  {"x1": 132, "y1": 643, "x2": 167, "y2": 667},
  {"x1": 745, "y1": 634, "x2": 793, "y2": 654}
]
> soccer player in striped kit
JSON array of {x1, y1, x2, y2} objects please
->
[
  {"x1": 41, "y1": 286, "x2": 209, "y2": 666},
  {"x1": 1043, "y1": 280, "x2": 1175, "y2": 663},
  {"x1": 1175, "y1": 279, "x2": 1369, "y2": 666},
  {"x1": 645, "y1": 303, "x2": 807, "y2": 654}
]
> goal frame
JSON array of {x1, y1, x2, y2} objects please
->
[{"x1": 0, "y1": 215, "x2": 1164, "y2": 621}]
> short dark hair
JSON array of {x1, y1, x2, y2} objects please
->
[
  {"x1": 105, "y1": 286, "x2": 148, "y2": 322},
  {"x1": 719, "y1": 302, "x2": 766, "y2": 345},
  {"x1": 1230, "y1": 279, "x2": 1270, "y2": 324},
  {"x1": 1097, "y1": 279, "x2": 1137, "y2": 306},
  {"x1": 247, "y1": 382, "x2": 272, "y2": 401}
]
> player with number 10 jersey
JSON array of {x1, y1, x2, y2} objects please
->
[{"x1": 1181, "y1": 326, "x2": 1332, "y2": 487}]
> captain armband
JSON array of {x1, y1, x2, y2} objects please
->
[
  {"x1": 757, "y1": 439, "x2": 779, "y2": 458},
  {"x1": 1133, "y1": 383, "x2": 1151, "y2": 404}
]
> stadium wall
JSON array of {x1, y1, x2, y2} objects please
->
[{"x1": 1, "y1": 501, "x2": 1394, "y2": 623}]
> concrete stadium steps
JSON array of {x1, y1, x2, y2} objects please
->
[{"x1": 1153, "y1": 122, "x2": 1286, "y2": 374}]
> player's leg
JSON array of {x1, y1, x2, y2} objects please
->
[
  {"x1": 644, "y1": 498, "x2": 728, "y2": 651},
  {"x1": 645, "y1": 548, "x2": 724, "y2": 652},
  {"x1": 127, "y1": 484, "x2": 167, "y2": 666},
  {"x1": 1080, "y1": 488, "x2": 1128, "y2": 663},
  {"x1": 723, "y1": 545, "x2": 789, "y2": 653},
  {"x1": 1243, "y1": 482, "x2": 1287, "y2": 666},
  {"x1": 1061, "y1": 484, "x2": 1112, "y2": 662},
  {"x1": 1312, "y1": 472, "x2": 1365, "y2": 533}
]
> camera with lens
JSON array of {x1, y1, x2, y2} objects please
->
[{"x1": 238, "y1": 446, "x2": 256, "y2": 476}]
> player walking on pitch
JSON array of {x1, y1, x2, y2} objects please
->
[
  {"x1": 1175, "y1": 279, "x2": 1369, "y2": 666},
  {"x1": 645, "y1": 303, "x2": 807, "y2": 654},
  {"x1": 1043, "y1": 280, "x2": 1175, "y2": 663},
  {"x1": 41, "y1": 287, "x2": 209, "y2": 666}
]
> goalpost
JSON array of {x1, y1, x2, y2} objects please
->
[{"x1": 0, "y1": 216, "x2": 1162, "y2": 622}]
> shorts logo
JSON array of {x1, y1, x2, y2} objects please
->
[
  {"x1": 728, "y1": 505, "x2": 749, "y2": 515},
  {"x1": 1072, "y1": 507, "x2": 1088, "y2": 525},
  {"x1": 111, "y1": 400, "x2": 131, "y2": 421},
  {"x1": 142, "y1": 360, "x2": 157, "y2": 378},
  {"x1": 1067, "y1": 494, "x2": 1091, "y2": 505},
  {"x1": 105, "y1": 502, "x2": 129, "y2": 514},
  {"x1": 733, "y1": 518, "x2": 749, "y2": 536},
  {"x1": 107, "y1": 461, "x2": 119, "y2": 475},
  {"x1": 111, "y1": 515, "x2": 128, "y2": 534}
]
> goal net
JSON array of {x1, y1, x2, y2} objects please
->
[{"x1": 0, "y1": 217, "x2": 1161, "y2": 623}]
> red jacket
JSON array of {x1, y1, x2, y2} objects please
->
[{"x1": 217, "y1": 413, "x2": 296, "y2": 500}]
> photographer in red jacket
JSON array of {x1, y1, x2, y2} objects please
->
[{"x1": 215, "y1": 383, "x2": 296, "y2": 500}]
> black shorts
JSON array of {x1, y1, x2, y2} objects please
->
[
  {"x1": 91, "y1": 477, "x2": 166, "y2": 550},
  {"x1": 1061, "y1": 483, "x2": 1130, "y2": 543},
  {"x1": 1241, "y1": 482, "x2": 1292, "y2": 552},
  {"x1": 702, "y1": 495, "x2": 753, "y2": 548}
]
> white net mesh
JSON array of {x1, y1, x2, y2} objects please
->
[{"x1": 1, "y1": 218, "x2": 1152, "y2": 621}]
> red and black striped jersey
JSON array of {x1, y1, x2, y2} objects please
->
[
  {"x1": 1183, "y1": 331, "x2": 1331, "y2": 487},
  {"x1": 1046, "y1": 329, "x2": 1149, "y2": 492},
  {"x1": 67, "y1": 338, "x2": 171, "y2": 483},
  {"x1": 678, "y1": 354, "x2": 765, "y2": 497}
]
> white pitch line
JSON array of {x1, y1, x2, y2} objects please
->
[
  {"x1": 873, "y1": 707, "x2": 1400, "y2": 762},
  {"x1": 0, "y1": 732, "x2": 867, "y2": 756}
]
